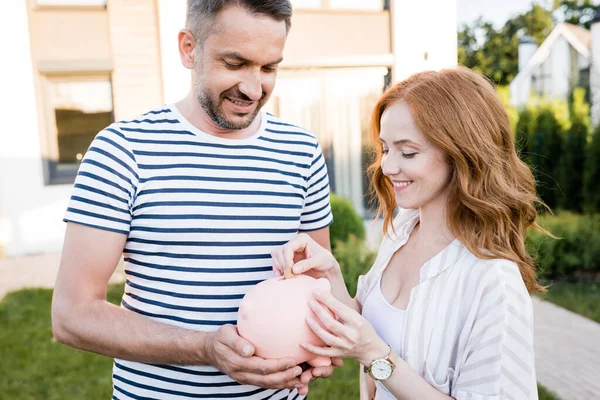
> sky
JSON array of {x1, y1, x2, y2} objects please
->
[{"x1": 457, "y1": 0, "x2": 538, "y2": 28}]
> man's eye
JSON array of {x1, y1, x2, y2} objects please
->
[
  {"x1": 224, "y1": 62, "x2": 243, "y2": 70},
  {"x1": 262, "y1": 66, "x2": 277, "y2": 73}
]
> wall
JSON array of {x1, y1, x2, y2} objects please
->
[
  {"x1": 391, "y1": 0, "x2": 457, "y2": 82},
  {"x1": 0, "y1": 1, "x2": 70, "y2": 256},
  {"x1": 0, "y1": 0, "x2": 163, "y2": 257}
]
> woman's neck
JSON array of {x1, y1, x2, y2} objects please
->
[{"x1": 414, "y1": 198, "x2": 455, "y2": 248}]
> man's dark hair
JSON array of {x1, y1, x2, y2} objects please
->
[{"x1": 187, "y1": 0, "x2": 292, "y2": 45}]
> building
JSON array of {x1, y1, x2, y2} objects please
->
[
  {"x1": 0, "y1": 0, "x2": 457, "y2": 257},
  {"x1": 510, "y1": 11, "x2": 600, "y2": 126}
]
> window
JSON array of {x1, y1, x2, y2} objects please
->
[
  {"x1": 36, "y1": 0, "x2": 107, "y2": 6},
  {"x1": 268, "y1": 68, "x2": 386, "y2": 217},
  {"x1": 42, "y1": 75, "x2": 114, "y2": 184}
]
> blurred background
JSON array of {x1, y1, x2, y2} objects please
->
[{"x1": 0, "y1": 0, "x2": 599, "y2": 399}]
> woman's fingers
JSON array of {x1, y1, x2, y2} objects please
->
[
  {"x1": 300, "y1": 341, "x2": 344, "y2": 358},
  {"x1": 313, "y1": 290, "x2": 362, "y2": 325},
  {"x1": 306, "y1": 315, "x2": 347, "y2": 349},
  {"x1": 309, "y1": 298, "x2": 356, "y2": 342}
]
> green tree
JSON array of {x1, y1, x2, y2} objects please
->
[
  {"x1": 584, "y1": 126, "x2": 600, "y2": 212},
  {"x1": 553, "y1": 0, "x2": 599, "y2": 29},
  {"x1": 559, "y1": 89, "x2": 590, "y2": 211},
  {"x1": 516, "y1": 107, "x2": 537, "y2": 164},
  {"x1": 532, "y1": 107, "x2": 564, "y2": 211},
  {"x1": 458, "y1": 2, "x2": 599, "y2": 86}
]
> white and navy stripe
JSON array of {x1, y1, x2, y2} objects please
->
[{"x1": 64, "y1": 105, "x2": 332, "y2": 400}]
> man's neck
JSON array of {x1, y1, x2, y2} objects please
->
[{"x1": 175, "y1": 92, "x2": 262, "y2": 140}]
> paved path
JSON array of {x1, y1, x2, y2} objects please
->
[
  {"x1": 1, "y1": 254, "x2": 599, "y2": 399},
  {"x1": 532, "y1": 297, "x2": 600, "y2": 400},
  {"x1": 0, "y1": 252, "x2": 124, "y2": 299}
]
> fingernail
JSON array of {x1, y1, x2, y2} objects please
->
[
  {"x1": 312, "y1": 289, "x2": 323, "y2": 297},
  {"x1": 242, "y1": 344, "x2": 251, "y2": 356},
  {"x1": 306, "y1": 316, "x2": 315, "y2": 325},
  {"x1": 294, "y1": 368, "x2": 303, "y2": 377},
  {"x1": 309, "y1": 299, "x2": 317, "y2": 308},
  {"x1": 295, "y1": 383, "x2": 304, "y2": 388}
]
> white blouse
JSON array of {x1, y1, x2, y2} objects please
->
[
  {"x1": 361, "y1": 275, "x2": 406, "y2": 400},
  {"x1": 356, "y1": 209, "x2": 538, "y2": 400}
]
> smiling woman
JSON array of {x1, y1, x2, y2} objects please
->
[{"x1": 272, "y1": 65, "x2": 551, "y2": 400}]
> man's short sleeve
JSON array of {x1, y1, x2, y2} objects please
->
[
  {"x1": 63, "y1": 127, "x2": 138, "y2": 236},
  {"x1": 299, "y1": 143, "x2": 333, "y2": 232}
]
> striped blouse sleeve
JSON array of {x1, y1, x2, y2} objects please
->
[
  {"x1": 452, "y1": 262, "x2": 537, "y2": 400},
  {"x1": 299, "y1": 143, "x2": 333, "y2": 232},
  {"x1": 63, "y1": 127, "x2": 139, "y2": 236}
]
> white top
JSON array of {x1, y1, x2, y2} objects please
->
[
  {"x1": 63, "y1": 105, "x2": 332, "y2": 400},
  {"x1": 361, "y1": 275, "x2": 406, "y2": 400},
  {"x1": 356, "y1": 209, "x2": 538, "y2": 400}
]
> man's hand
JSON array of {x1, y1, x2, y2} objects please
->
[{"x1": 206, "y1": 324, "x2": 305, "y2": 390}]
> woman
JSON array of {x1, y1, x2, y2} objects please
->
[{"x1": 271, "y1": 66, "x2": 547, "y2": 400}]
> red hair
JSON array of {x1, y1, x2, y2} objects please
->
[{"x1": 368, "y1": 67, "x2": 548, "y2": 293}]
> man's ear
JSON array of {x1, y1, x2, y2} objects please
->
[{"x1": 178, "y1": 29, "x2": 196, "y2": 70}]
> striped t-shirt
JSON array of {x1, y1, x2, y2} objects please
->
[
  {"x1": 357, "y1": 209, "x2": 538, "y2": 400},
  {"x1": 63, "y1": 105, "x2": 333, "y2": 400}
]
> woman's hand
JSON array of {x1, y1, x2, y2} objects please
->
[
  {"x1": 300, "y1": 288, "x2": 389, "y2": 367},
  {"x1": 270, "y1": 233, "x2": 340, "y2": 280}
]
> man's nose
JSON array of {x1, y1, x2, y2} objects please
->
[{"x1": 238, "y1": 69, "x2": 262, "y2": 101}]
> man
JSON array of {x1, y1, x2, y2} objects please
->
[{"x1": 51, "y1": 1, "x2": 337, "y2": 399}]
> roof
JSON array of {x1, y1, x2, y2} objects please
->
[
  {"x1": 511, "y1": 23, "x2": 591, "y2": 89},
  {"x1": 563, "y1": 23, "x2": 591, "y2": 50}
]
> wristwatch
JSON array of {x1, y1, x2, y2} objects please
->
[{"x1": 364, "y1": 345, "x2": 396, "y2": 381}]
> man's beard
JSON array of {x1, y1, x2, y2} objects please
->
[{"x1": 195, "y1": 84, "x2": 264, "y2": 131}]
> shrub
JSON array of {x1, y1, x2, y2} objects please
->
[
  {"x1": 333, "y1": 235, "x2": 377, "y2": 297},
  {"x1": 329, "y1": 194, "x2": 365, "y2": 250},
  {"x1": 527, "y1": 212, "x2": 600, "y2": 280}
]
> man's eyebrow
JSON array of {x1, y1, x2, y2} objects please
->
[{"x1": 220, "y1": 52, "x2": 250, "y2": 63}]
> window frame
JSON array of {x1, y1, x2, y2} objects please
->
[
  {"x1": 291, "y1": 0, "x2": 386, "y2": 11},
  {"x1": 34, "y1": 0, "x2": 107, "y2": 10},
  {"x1": 40, "y1": 73, "x2": 114, "y2": 185}
]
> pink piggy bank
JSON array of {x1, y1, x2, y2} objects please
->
[{"x1": 237, "y1": 275, "x2": 332, "y2": 367}]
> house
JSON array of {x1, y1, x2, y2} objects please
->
[
  {"x1": 0, "y1": 0, "x2": 457, "y2": 257},
  {"x1": 510, "y1": 11, "x2": 600, "y2": 126}
]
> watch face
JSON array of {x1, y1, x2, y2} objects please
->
[{"x1": 371, "y1": 360, "x2": 393, "y2": 380}]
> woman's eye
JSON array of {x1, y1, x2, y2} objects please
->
[
  {"x1": 402, "y1": 152, "x2": 417, "y2": 159},
  {"x1": 382, "y1": 148, "x2": 389, "y2": 154}
]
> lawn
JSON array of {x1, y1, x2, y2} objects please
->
[
  {"x1": 1, "y1": 284, "x2": 561, "y2": 399},
  {"x1": 540, "y1": 281, "x2": 600, "y2": 323}
]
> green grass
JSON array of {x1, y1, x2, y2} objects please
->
[
  {"x1": 1, "y1": 284, "x2": 561, "y2": 399},
  {"x1": 538, "y1": 384, "x2": 561, "y2": 400},
  {"x1": 0, "y1": 285, "x2": 124, "y2": 400},
  {"x1": 540, "y1": 281, "x2": 600, "y2": 323}
]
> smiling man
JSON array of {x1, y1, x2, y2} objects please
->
[{"x1": 51, "y1": 1, "x2": 335, "y2": 399}]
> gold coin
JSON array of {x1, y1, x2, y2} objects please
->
[{"x1": 284, "y1": 267, "x2": 295, "y2": 279}]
